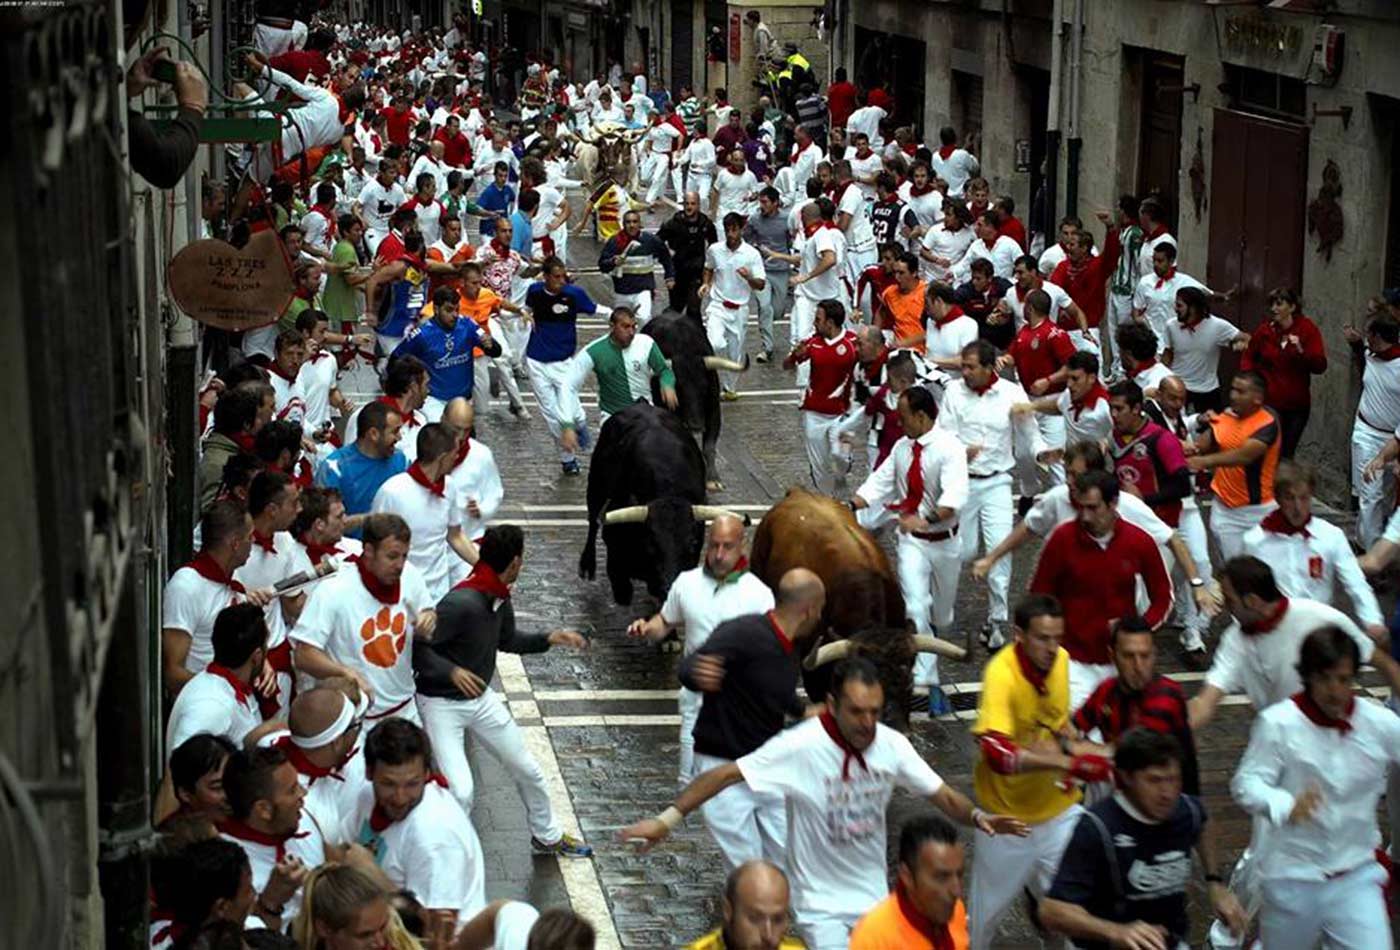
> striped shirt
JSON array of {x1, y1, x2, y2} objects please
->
[{"x1": 1073, "y1": 675, "x2": 1199, "y2": 795}]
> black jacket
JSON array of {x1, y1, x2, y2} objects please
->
[{"x1": 413, "y1": 587, "x2": 549, "y2": 697}]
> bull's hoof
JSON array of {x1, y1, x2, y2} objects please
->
[{"x1": 610, "y1": 583, "x2": 634, "y2": 606}]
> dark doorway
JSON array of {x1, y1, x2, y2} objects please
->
[
  {"x1": 1382, "y1": 100, "x2": 1400, "y2": 292},
  {"x1": 1018, "y1": 65, "x2": 1051, "y2": 237},
  {"x1": 1207, "y1": 108, "x2": 1309, "y2": 335},
  {"x1": 852, "y1": 26, "x2": 928, "y2": 134},
  {"x1": 950, "y1": 69, "x2": 984, "y2": 153},
  {"x1": 1137, "y1": 50, "x2": 1185, "y2": 229},
  {"x1": 671, "y1": 0, "x2": 694, "y2": 95}
]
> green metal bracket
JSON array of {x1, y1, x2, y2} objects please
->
[{"x1": 138, "y1": 33, "x2": 291, "y2": 145}]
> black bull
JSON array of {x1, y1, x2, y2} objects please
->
[{"x1": 578, "y1": 402, "x2": 739, "y2": 604}]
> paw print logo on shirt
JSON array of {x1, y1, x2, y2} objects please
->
[{"x1": 360, "y1": 607, "x2": 408, "y2": 668}]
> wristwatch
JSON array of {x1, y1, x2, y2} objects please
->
[{"x1": 1189, "y1": 577, "x2": 1205, "y2": 588}]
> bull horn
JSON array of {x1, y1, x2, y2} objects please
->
[
  {"x1": 691, "y1": 505, "x2": 747, "y2": 525},
  {"x1": 603, "y1": 505, "x2": 649, "y2": 525},
  {"x1": 912, "y1": 634, "x2": 968, "y2": 661},
  {"x1": 804, "y1": 639, "x2": 853, "y2": 670},
  {"x1": 702, "y1": 356, "x2": 748, "y2": 372}
]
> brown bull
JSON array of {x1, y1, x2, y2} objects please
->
[{"x1": 750, "y1": 488, "x2": 965, "y2": 727}]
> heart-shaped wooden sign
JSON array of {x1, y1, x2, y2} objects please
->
[{"x1": 167, "y1": 228, "x2": 295, "y2": 331}]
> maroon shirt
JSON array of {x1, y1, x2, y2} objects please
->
[
  {"x1": 1109, "y1": 420, "x2": 1190, "y2": 526},
  {"x1": 1238, "y1": 314, "x2": 1327, "y2": 411},
  {"x1": 827, "y1": 81, "x2": 858, "y2": 128}
]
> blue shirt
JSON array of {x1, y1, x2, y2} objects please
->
[
  {"x1": 509, "y1": 210, "x2": 534, "y2": 255},
  {"x1": 524, "y1": 283, "x2": 597, "y2": 363},
  {"x1": 316, "y1": 443, "x2": 407, "y2": 518},
  {"x1": 392, "y1": 316, "x2": 488, "y2": 399},
  {"x1": 477, "y1": 183, "x2": 515, "y2": 236}
]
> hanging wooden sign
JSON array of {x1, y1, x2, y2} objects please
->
[{"x1": 167, "y1": 228, "x2": 295, "y2": 330}]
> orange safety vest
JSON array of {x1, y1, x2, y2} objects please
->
[{"x1": 1209, "y1": 406, "x2": 1281, "y2": 508}]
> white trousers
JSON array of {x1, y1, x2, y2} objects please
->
[
  {"x1": 1104, "y1": 293, "x2": 1134, "y2": 379},
  {"x1": 844, "y1": 244, "x2": 878, "y2": 319},
  {"x1": 1067, "y1": 326, "x2": 1099, "y2": 356},
  {"x1": 1210, "y1": 500, "x2": 1277, "y2": 563},
  {"x1": 1207, "y1": 815, "x2": 1272, "y2": 950},
  {"x1": 790, "y1": 296, "x2": 819, "y2": 387},
  {"x1": 642, "y1": 153, "x2": 672, "y2": 204},
  {"x1": 1352, "y1": 420, "x2": 1394, "y2": 549},
  {"x1": 704, "y1": 300, "x2": 747, "y2": 393},
  {"x1": 796, "y1": 909, "x2": 862, "y2": 950},
  {"x1": 678, "y1": 686, "x2": 702, "y2": 786},
  {"x1": 802, "y1": 410, "x2": 850, "y2": 495},
  {"x1": 969, "y1": 804, "x2": 1083, "y2": 950},
  {"x1": 416, "y1": 690, "x2": 564, "y2": 844},
  {"x1": 525, "y1": 358, "x2": 578, "y2": 463},
  {"x1": 897, "y1": 532, "x2": 961, "y2": 687},
  {"x1": 474, "y1": 353, "x2": 524, "y2": 412},
  {"x1": 1172, "y1": 505, "x2": 1210, "y2": 647},
  {"x1": 1018, "y1": 413, "x2": 1065, "y2": 495},
  {"x1": 693, "y1": 753, "x2": 788, "y2": 873},
  {"x1": 500, "y1": 313, "x2": 531, "y2": 370},
  {"x1": 1069, "y1": 659, "x2": 1115, "y2": 711},
  {"x1": 613, "y1": 289, "x2": 654, "y2": 326},
  {"x1": 960, "y1": 474, "x2": 1014, "y2": 623},
  {"x1": 1259, "y1": 861, "x2": 1392, "y2": 950},
  {"x1": 685, "y1": 172, "x2": 712, "y2": 206},
  {"x1": 754, "y1": 273, "x2": 789, "y2": 354}
]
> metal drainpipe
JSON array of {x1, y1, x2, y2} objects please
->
[
  {"x1": 1045, "y1": 0, "x2": 1064, "y2": 235},
  {"x1": 1065, "y1": 0, "x2": 1084, "y2": 217}
]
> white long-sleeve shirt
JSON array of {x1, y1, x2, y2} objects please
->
[
  {"x1": 936, "y1": 376, "x2": 1043, "y2": 477},
  {"x1": 855, "y1": 428, "x2": 969, "y2": 534},
  {"x1": 1232, "y1": 694, "x2": 1400, "y2": 880},
  {"x1": 447, "y1": 438, "x2": 503, "y2": 544},
  {"x1": 1240, "y1": 517, "x2": 1383, "y2": 626},
  {"x1": 951, "y1": 234, "x2": 1021, "y2": 284},
  {"x1": 929, "y1": 147, "x2": 980, "y2": 198},
  {"x1": 918, "y1": 223, "x2": 975, "y2": 284}
]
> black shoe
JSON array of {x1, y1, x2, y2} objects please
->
[{"x1": 1017, "y1": 495, "x2": 1037, "y2": 519}]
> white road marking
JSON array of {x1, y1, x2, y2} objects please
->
[
  {"x1": 534, "y1": 688, "x2": 682, "y2": 702},
  {"x1": 505, "y1": 504, "x2": 773, "y2": 513}
]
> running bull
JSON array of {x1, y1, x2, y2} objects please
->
[
  {"x1": 749, "y1": 487, "x2": 965, "y2": 726},
  {"x1": 642, "y1": 312, "x2": 746, "y2": 491},
  {"x1": 579, "y1": 402, "x2": 741, "y2": 604}
]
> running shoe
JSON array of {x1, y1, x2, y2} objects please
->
[{"x1": 532, "y1": 833, "x2": 594, "y2": 858}]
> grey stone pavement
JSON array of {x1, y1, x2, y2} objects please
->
[{"x1": 373, "y1": 202, "x2": 1395, "y2": 948}]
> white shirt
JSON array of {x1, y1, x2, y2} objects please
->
[
  {"x1": 220, "y1": 810, "x2": 325, "y2": 925},
  {"x1": 1132, "y1": 360, "x2": 1174, "y2": 394},
  {"x1": 348, "y1": 781, "x2": 487, "y2": 919},
  {"x1": 856, "y1": 428, "x2": 969, "y2": 533},
  {"x1": 682, "y1": 138, "x2": 717, "y2": 178},
  {"x1": 1132, "y1": 270, "x2": 1206, "y2": 346},
  {"x1": 1232, "y1": 695, "x2": 1400, "y2": 880},
  {"x1": 1038, "y1": 241, "x2": 1074, "y2": 279},
  {"x1": 951, "y1": 234, "x2": 1020, "y2": 284},
  {"x1": 849, "y1": 151, "x2": 884, "y2": 201},
  {"x1": 234, "y1": 532, "x2": 299, "y2": 704},
  {"x1": 165, "y1": 668, "x2": 264, "y2": 756},
  {"x1": 738, "y1": 717, "x2": 944, "y2": 919},
  {"x1": 1005, "y1": 280, "x2": 1073, "y2": 331},
  {"x1": 1163, "y1": 316, "x2": 1240, "y2": 392},
  {"x1": 268, "y1": 368, "x2": 307, "y2": 424},
  {"x1": 447, "y1": 438, "x2": 503, "y2": 545},
  {"x1": 789, "y1": 142, "x2": 824, "y2": 196},
  {"x1": 705, "y1": 240, "x2": 766, "y2": 307},
  {"x1": 1023, "y1": 484, "x2": 1174, "y2": 548},
  {"x1": 1241, "y1": 518, "x2": 1382, "y2": 626},
  {"x1": 713, "y1": 167, "x2": 760, "y2": 218},
  {"x1": 845, "y1": 106, "x2": 887, "y2": 148},
  {"x1": 290, "y1": 561, "x2": 433, "y2": 717},
  {"x1": 530, "y1": 184, "x2": 565, "y2": 249},
  {"x1": 936, "y1": 377, "x2": 1043, "y2": 476},
  {"x1": 644, "y1": 121, "x2": 682, "y2": 156},
  {"x1": 402, "y1": 196, "x2": 447, "y2": 247},
  {"x1": 897, "y1": 184, "x2": 944, "y2": 231},
  {"x1": 660, "y1": 565, "x2": 775, "y2": 655},
  {"x1": 491, "y1": 901, "x2": 541, "y2": 949},
  {"x1": 924, "y1": 314, "x2": 979, "y2": 364},
  {"x1": 837, "y1": 185, "x2": 875, "y2": 251},
  {"x1": 929, "y1": 146, "x2": 980, "y2": 198},
  {"x1": 1205, "y1": 598, "x2": 1373, "y2": 710},
  {"x1": 918, "y1": 223, "x2": 975, "y2": 284},
  {"x1": 297, "y1": 351, "x2": 339, "y2": 431},
  {"x1": 796, "y1": 226, "x2": 843, "y2": 302},
  {"x1": 371, "y1": 472, "x2": 463, "y2": 600},
  {"x1": 1356, "y1": 351, "x2": 1400, "y2": 432},
  {"x1": 163, "y1": 565, "x2": 245, "y2": 674},
  {"x1": 300, "y1": 206, "x2": 337, "y2": 255},
  {"x1": 408, "y1": 154, "x2": 451, "y2": 202},
  {"x1": 1054, "y1": 388, "x2": 1113, "y2": 449},
  {"x1": 473, "y1": 144, "x2": 519, "y2": 179},
  {"x1": 357, "y1": 179, "x2": 408, "y2": 234},
  {"x1": 1139, "y1": 231, "x2": 1177, "y2": 284}
]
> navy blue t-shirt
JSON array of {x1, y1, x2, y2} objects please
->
[
  {"x1": 1047, "y1": 793, "x2": 1205, "y2": 949},
  {"x1": 524, "y1": 283, "x2": 597, "y2": 363}
]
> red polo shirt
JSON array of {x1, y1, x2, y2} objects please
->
[
  {"x1": 828, "y1": 81, "x2": 857, "y2": 128},
  {"x1": 1238, "y1": 314, "x2": 1327, "y2": 411},
  {"x1": 1049, "y1": 228, "x2": 1122, "y2": 329},
  {"x1": 381, "y1": 106, "x2": 415, "y2": 146},
  {"x1": 1007, "y1": 319, "x2": 1076, "y2": 395},
  {"x1": 432, "y1": 128, "x2": 472, "y2": 168},
  {"x1": 1029, "y1": 518, "x2": 1172, "y2": 664}
]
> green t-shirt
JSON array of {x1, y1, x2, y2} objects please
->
[
  {"x1": 322, "y1": 239, "x2": 362, "y2": 323},
  {"x1": 279, "y1": 294, "x2": 312, "y2": 333}
]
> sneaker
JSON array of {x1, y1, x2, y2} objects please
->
[
  {"x1": 720, "y1": 390, "x2": 740, "y2": 402},
  {"x1": 532, "y1": 833, "x2": 594, "y2": 858},
  {"x1": 1016, "y1": 495, "x2": 1037, "y2": 519},
  {"x1": 509, "y1": 403, "x2": 532, "y2": 421},
  {"x1": 926, "y1": 685, "x2": 952, "y2": 717},
  {"x1": 754, "y1": 350, "x2": 772, "y2": 364},
  {"x1": 979, "y1": 622, "x2": 1007, "y2": 651},
  {"x1": 561, "y1": 459, "x2": 582, "y2": 476}
]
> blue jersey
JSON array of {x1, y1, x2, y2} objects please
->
[
  {"x1": 509, "y1": 210, "x2": 534, "y2": 255},
  {"x1": 524, "y1": 283, "x2": 597, "y2": 363},
  {"x1": 316, "y1": 444, "x2": 407, "y2": 519},
  {"x1": 377, "y1": 260, "x2": 428, "y2": 338},
  {"x1": 392, "y1": 317, "x2": 487, "y2": 400},
  {"x1": 477, "y1": 183, "x2": 515, "y2": 236}
]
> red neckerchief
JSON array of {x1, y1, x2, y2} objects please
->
[
  {"x1": 1154, "y1": 267, "x2": 1176, "y2": 289},
  {"x1": 862, "y1": 349, "x2": 889, "y2": 385},
  {"x1": 216, "y1": 817, "x2": 309, "y2": 861},
  {"x1": 454, "y1": 561, "x2": 511, "y2": 600},
  {"x1": 982, "y1": 234, "x2": 999, "y2": 251},
  {"x1": 205, "y1": 662, "x2": 255, "y2": 708},
  {"x1": 937, "y1": 144, "x2": 956, "y2": 160},
  {"x1": 252, "y1": 530, "x2": 277, "y2": 554},
  {"x1": 710, "y1": 555, "x2": 751, "y2": 586},
  {"x1": 368, "y1": 773, "x2": 449, "y2": 832},
  {"x1": 907, "y1": 181, "x2": 936, "y2": 197},
  {"x1": 406, "y1": 462, "x2": 446, "y2": 497},
  {"x1": 356, "y1": 556, "x2": 401, "y2": 605},
  {"x1": 187, "y1": 552, "x2": 247, "y2": 593},
  {"x1": 274, "y1": 735, "x2": 344, "y2": 783},
  {"x1": 969, "y1": 200, "x2": 989, "y2": 218},
  {"x1": 767, "y1": 610, "x2": 794, "y2": 655},
  {"x1": 900, "y1": 142, "x2": 917, "y2": 156},
  {"x1": 267, "y1": 360, "x2": 299, "y2": 382},
  {"x1": 489, "y1": 238, "x2": 511, "y2": 258},
  {"x1": 377, "y1": 395, "x2": 420, "y2": 428},
  {"x1": 1145, "y1": 222, "x2": 1169, "y2": 240},
  {"x1": 300, "y1": 535, "x2": 345, "y2": 564},
  {"x1": 1292, "y1": 691, "x2": 1354, "y2": 734},
  {"x1": 1242, "y1": 597, "x2": 1290, "y2": 636},
  {"x1": 895, "y1": 881, "x2": 955, "y2": 950},
  {"x1": 855, "y1": 146, "x2": 873, "y2": 160},
  {"x1": 452, "y1": 435, "x2": 472, "y2": 467},
  {"x1": 1071, "y1": 382, "x2": 1109, "y2": 419},
  {"x1": 150, "y1": 915, "x2": 185, "y2": 948},
  {"x1": 887, "y1": 440, "x2": 925, "y2": 515},
  {"x1": 1014, "y1": 642, "x2": 1049, "y2": 695},
  {"x1": 1373, "y1": 345, "x2": 1400, "y2": 362},
  {"x1": 614, "y1": 229, "x2": 635, "y2": 253},
  {"x1": 409, "y1": 194, "x2": 437, "y2": 209},
  {"x1": 1260, "y1": 508, "x2": 1311, "y2": 538},
  {"x1": 832, "y1": 179, "x2": 855, "y2": 207},
  {"x1": 969, "y1": 375, "x2": 997, "y2": 397},
  {"x1": 1135, "y1": 357, "x2": 1159, "y2": 375},
  {"x1": 818, "y1": 709, "x2": 869, "y2": 781},
  {"x1": 933, "y1": 304, "x2": 966, "y2": 329},
  {"x1": 803, "y1": 219, "x2": 826, "y2": 239}
]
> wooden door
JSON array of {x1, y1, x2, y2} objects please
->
[
  {"x1": 1137, "y1": 52, "x2": 1185, "y2": 227},
  {"x1": 1207, "y1": 108, "x2": 1308, "y2": 334},
  {"x1": 670, "y1": 0, "x2": 694, "y2": 95}
]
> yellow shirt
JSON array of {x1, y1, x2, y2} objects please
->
[
  {"x1": 848, "y1": 893, "x2": 969, "y2": 950},
  {"x1": 684, "y1": 929, "x2": 806, "y2": 950},
  {"x1": 971, "y1": 644, "x2": 1079, "y2": 824}
]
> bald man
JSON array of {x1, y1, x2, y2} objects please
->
[
  {"x1": 440, "y1": 398, "x2": 504, "y2": 581},
  {"x1": 266, "y1": 683, "x2": 368, "y2": 845},
  {"x1": 686, "y1": 860, "x2": 805, "y2": 950},
  {"x1": 628, "y1": 514, "x2": 775, "y2": 784},
  {"x1": 675, "y1": 568, "x2": 826, "y2": 871}
]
